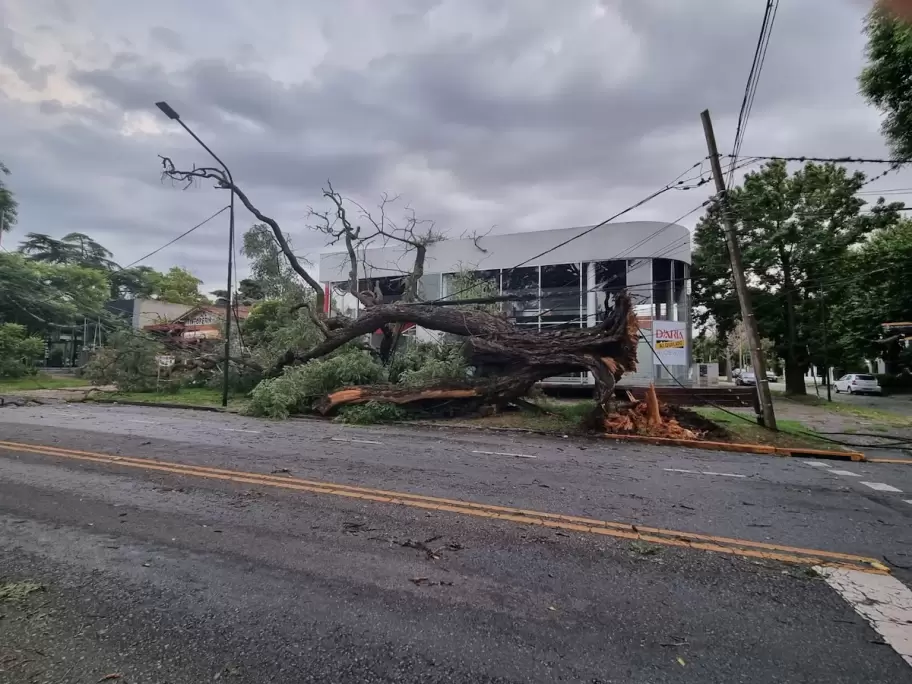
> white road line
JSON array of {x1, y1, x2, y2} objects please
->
[
  {"x1": 861, "y1": 482, "x2": 903, "y2": 493},
  {"x1": 816, "y1": 566, "x2": 912, "y2": 667},
  {"x1": 663, "y1": 468, "x2": 746, "y2": 478},
  {"x1": 223, "y1": 428, "x2": 261, "y2": 434},
  {"x1": 803, "y1": 461, "x2": 832, "y2": 468},
  {"x1": 905, "y1": 500, "x2": 912, "y2": 505},
  {"x1": 128, "y1": 419, "x2": 156, "y2": 424},
  {"x1": 331, "y1": 437, "x2": 383, "y2": 445},
  {"x1": 471, "y1": 450, "x2": 537, "y2": 459},
  {"x1": 829, "y1": 470, "x2": 861, "y2": 477}
]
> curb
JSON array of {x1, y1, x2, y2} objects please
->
[
  {"x1": 602, "y1": 432, "x2": 866, "y2": 461},
  {"x1": 86, "y1": 398, "x2": 233, "y2": 413},
  {"x1": 76, "y1": 402, "x2": 869, "y2": 461}
]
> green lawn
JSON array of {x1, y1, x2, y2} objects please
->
[
  {"x1": 0, "y1": 374, "x2": 91, "y2": 393},
  {"x1": 773, "y1": 392, "x2": 912, "y2": 428},
  {"x1": 98, "y1": 387, "x2": 248, "y2": 411},
  {"x1": 690, "y1": 407, "x2": 845, "y2": 450}
]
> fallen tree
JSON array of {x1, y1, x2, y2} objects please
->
[{"x1": 158, "y1": 158, "x2": 639, "y2": 415}]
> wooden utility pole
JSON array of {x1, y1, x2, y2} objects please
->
[{"x1": 700, "y1": 109, "x2": 778, "y2": 429}]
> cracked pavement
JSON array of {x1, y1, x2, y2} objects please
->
[{"x1": 0, "y1": 402, "x2": 910, "y2": 682}]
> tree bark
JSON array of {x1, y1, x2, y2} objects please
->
[{"x1": 308, "y1": 293, "x2": 639, "y2": 414}]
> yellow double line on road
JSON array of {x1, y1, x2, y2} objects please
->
[{"x1": 0, "y1": 439, "x2": 889, "y2": 574}]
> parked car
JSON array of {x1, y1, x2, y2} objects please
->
[
  {"x1": 766, "y1": 370, "x2": 778, "y2": 382},
  {"x1": 833, "y1": 373, "x2": 882, "y2": 395},
  {"x1": 735, "y1": 371, "x2": 756, "y2": 386}
]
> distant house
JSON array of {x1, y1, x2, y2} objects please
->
[{"x1": 142, "y1": 304, "x2": 251, "y2": 342}]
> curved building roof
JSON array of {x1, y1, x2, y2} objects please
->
[{"x1": 319, "y1": 221, "x2": 690, "y2": 283}]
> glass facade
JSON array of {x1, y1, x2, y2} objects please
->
[{"x1": 332, "y1": 257, "x2": 692, "y2": 386}]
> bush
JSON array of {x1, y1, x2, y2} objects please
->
[
  {"x1": 82, "y1": 330, "x2": 164, "y2": 392},
  {"x1": 247, "y1": 349, "x2": 386, "y2": 419},
  {"x1": 334, "y1": 401, "x2": 408, "y2": 424},
  {"x1": 391, "y1": 341, "x2": 469, "y2": 386},
  {"x1": 0, "y1": 323, "x2": 45, "y2": 378},
  {"x1": 877, "y1": 373, "x2": 912, "y2": 393}
]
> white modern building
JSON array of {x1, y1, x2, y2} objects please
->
[{"x1": 319, "y1": 221, "x2": 692, "y2": 386}]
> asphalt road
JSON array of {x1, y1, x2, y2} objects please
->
[{"x1": 1, "y1": 403, "x2": 911, "y2": 683}]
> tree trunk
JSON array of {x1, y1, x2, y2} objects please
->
[
  {"x1": 309, "y1": 293, "x2": 639, "y2": 415},
  {"x1": 781, "y1": 255, "x2": 806, "y2": 396}
]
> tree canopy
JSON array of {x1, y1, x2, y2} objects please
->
[
  {"x1": 0, "y1": 160, "x2": 17, "y2": 234},
  {"x1": 860, "y1": 6, "x2": 912, "y2": 158},
  {"x1": 692, "y1": 160, "x2": 903, "y2": 393}
]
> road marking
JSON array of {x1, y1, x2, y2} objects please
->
[
  {"x1": 223, "y1": 428, "x2": 261, "y2": 434},
  {"x1": 829, "y1": 470, "x2": 861, "y2": 477},
  {"x1": 330, "y1": 437, "x2": 383, "y2": 445},
  {"x1": 861, "y1": 482, "x2": 903, "y2": 493},
  {"x1": 905, "y1": 500, "x2": 912, "y2": 505},
  {"x1": 128, "y1": 419, "x2": 156, "y2": 424},
  {"x1": 816, "y1": 566, "x2": 912, "y2": 667},
  {"x1": 0, "y1": 438, "x2": 888, "y2": 574},
  {"x1": 472, "y1": 450, "x2": 536, "y2": 459},
  {"x1": 803, "y1": 461, "x2": 832, "y2": 468},
  {"x1": 664, "y1": 468, "x2": 746, "y2": 478}
]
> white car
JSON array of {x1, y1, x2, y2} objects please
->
[{"x1": 834, "y1": 373, "x2": 882, "y2": 395}]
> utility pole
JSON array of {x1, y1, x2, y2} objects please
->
[{"x1": 700, "y1": 109, "x2": 778, "y2": 429}]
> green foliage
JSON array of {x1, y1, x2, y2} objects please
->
[
  {"x1": 155, "y1": 266, "x2": 208, "y2": 305},
  {"x1": 860, "y1": 8, "x2": 912, "y2": 157},
  {"x1": 82, "y1": 330, "x2": 165, "y2": 392},
  {"x1": 334, "y1": 401, "x2": 408, "y2": 424},
  {"x1": 0, "y1": 323, "x2": 44, "y2": 378},
  {"x1": 877, "y1": 373, "x2": 912, "y2": 392},
  {"x1": 19, "y1": 232, "x2": 115, "y2": 268},
  {"x1": 0, "y1": 160, "x2": 17, "y2": 233},
  {"x1": 247, "y1": 349, "x2": 386, "y2": 419},
  {"x1": 692, "y1": 160, "x2": 903, "y2": 393},
  {"x1": 831, "y1": 220, "x2": 912, "y2": 373},
  {"x1": 243, "y1": 295, "x2": 325, "y2": 370},
  {"x1": 110, "y1": 265, "x2": 162, "y2": 299},
  {"x1": 241, "y1": 223, "x2": 304, "y2": 299},
  {"x1": 444, "y1": 269, "x2": 500, "y2": 312},
  {"x1": 395, "y1": 342, "x2": 469, "y2": 386},
  {"x1": 0, "y1": 252, "x2": 109, "y2": 331}
]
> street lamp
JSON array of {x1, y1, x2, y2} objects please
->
[{"x1": 155, "y1": 101, "x2": 235, "y2": 408}]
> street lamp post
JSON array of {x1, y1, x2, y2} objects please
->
[{"x1": 155, "y1": 101, "x2": 235, "y2": 408}]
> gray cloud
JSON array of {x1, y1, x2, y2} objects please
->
[{"x1": 0, "y1": 0, "x2": 906, "y2": 292}]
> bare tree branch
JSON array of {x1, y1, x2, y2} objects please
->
[{"x1": 159, "y1": 156, "x2": 325, "y2": 313}]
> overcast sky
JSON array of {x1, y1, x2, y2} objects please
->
[{"x1": 0, "y1": 0, "x2": 903, "y2": 290}]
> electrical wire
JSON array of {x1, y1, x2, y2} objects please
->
[
  {"x1": 123, "y1": 205, "x2": 230, "y2": 269},
  {"x1": 727, "y1": 1, "x2": 779, "y2": 189}
]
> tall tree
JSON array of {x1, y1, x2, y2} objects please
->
[
  {"x1": 692, "y1": 160, "x2": 902, "y2": 394},
  {"x1": 832, "y1": 219, "x2": 912, "y2": 373},
  {"x1": 61, "y1": 232, "x2": 117, "y2": 270},
  {"x1": 19, "y1": 233, "x2": 75, "y2": 264},
  {"x1": 0, "y1": 161, "x2": 17, "y2": 235},
  {"x1": 241, "y1": 223, "x2": 303, "y2": 299},
  {"x1": 0, "y1": 252, "x2": 109, "y2": 330},
  {"x1": 860, "y1": 5, "x2": 912, "y2": 157},
  {"x1": 109, "y1": 266, "x2": 162, "y2": 299},
  {"x1": 155, "y1": 266, "x2": 207, "y2": 306}
]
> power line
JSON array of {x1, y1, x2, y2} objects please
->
[
  {"x1": 732, "y1": 154, "x2": 912, "y2": 165},
  {"x1": 123, "y1": 205, "x2": 230, "y2": 269},
  {"x1": 727, "y1": 0, "x2": 779, "y2": 189}
]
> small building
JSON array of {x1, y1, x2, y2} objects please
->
[
  {"x1": 142, "y1": 304, "x2": 250, "y2": 343},
  {"x1": 319, "y1": 221, "x2": 692, "y2": 386}
]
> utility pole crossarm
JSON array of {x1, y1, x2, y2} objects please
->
[{"x1": 700, "y1": 109, "x2": 778, "y2": 430}]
